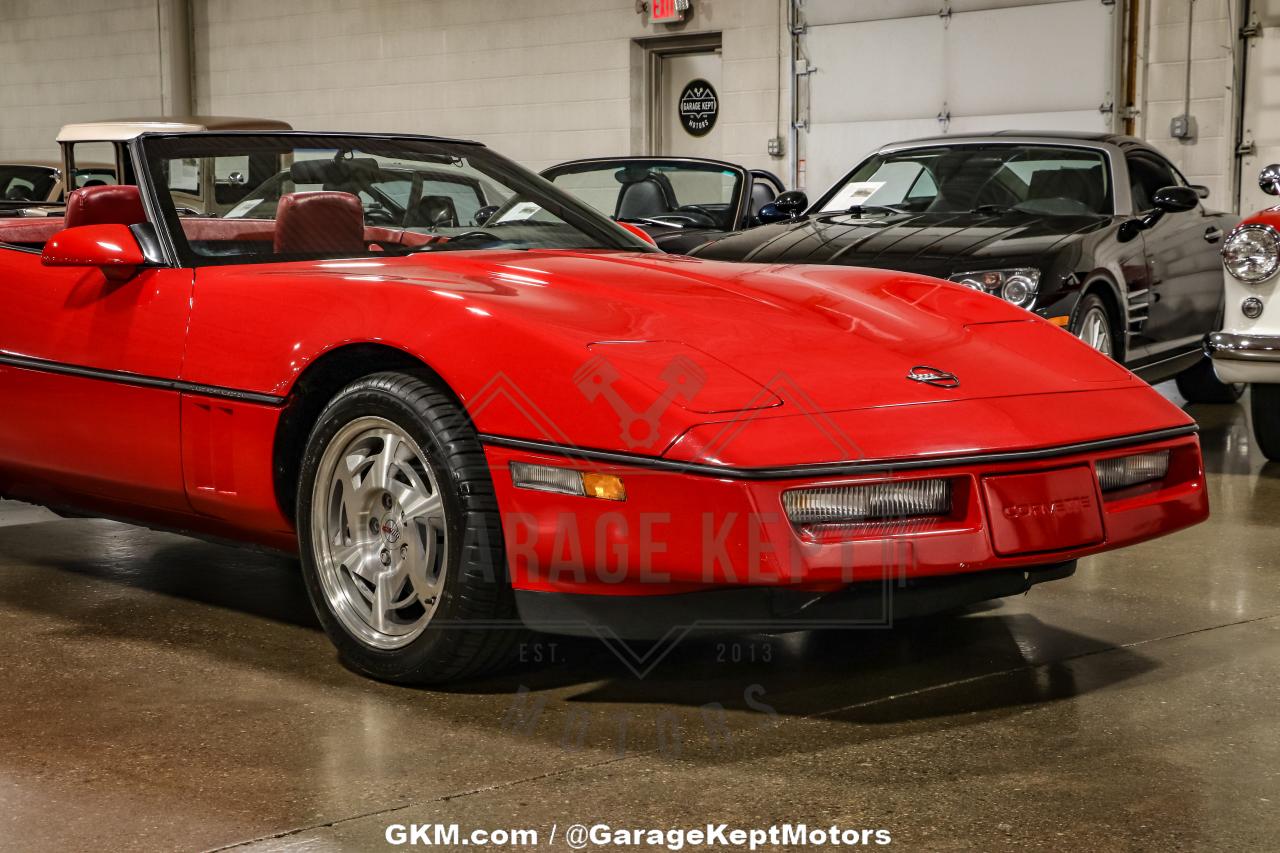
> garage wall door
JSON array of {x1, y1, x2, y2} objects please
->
[
  {"x1": 798, "y1": 0, "x2": 1119, "y2": 193},
  {"x1": 1236, "y1": 0, "x2": 1280, "y2": 213}
]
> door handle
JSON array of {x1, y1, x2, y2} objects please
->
[{"x1": 1204, "y1": 226, "x2": 1223, "y2": 243}]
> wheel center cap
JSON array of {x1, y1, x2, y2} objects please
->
[{"x1": 380, "y1": 516, "x2": 401, "y2": 544}]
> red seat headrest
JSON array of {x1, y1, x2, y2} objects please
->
[
  {"x1": 274, "y1": 191, "x2": 366, "y2": 255},
  {"x1": 64, "y1": 185, "x2": 147, "y2": 229}
]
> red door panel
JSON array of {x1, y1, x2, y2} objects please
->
[{"x1": 0, "y1": 248, "x2": 192, "y2": 510}]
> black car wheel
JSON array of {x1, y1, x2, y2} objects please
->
[
  {"x1": 1071, "y1": 294, "x2": 1116, "y2": 359},
  {"x1": 1251, "y1": 384, "x2": 1280, "y2": 462},
  {"x1": 1174, "y1": 356, "x2": 1245, "y2": 404},
  {"x1": 296, "y1": 371, "x2": 518, "y2": 684}
]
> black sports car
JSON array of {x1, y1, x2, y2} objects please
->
[
  {"x1": 693, "y1": 132, "x2": 1241, "y2": 402},
  {"x1": 541, "y1": 157, "x2": 785, "y2": 255}
]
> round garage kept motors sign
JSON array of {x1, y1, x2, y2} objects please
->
[{"x1": 678, "y1": 79, "x2": 719, "y2": 136}]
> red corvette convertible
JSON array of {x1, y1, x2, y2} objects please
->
[{"x1": 0, "y1": 132, "x2": 1207, "y2": 683}]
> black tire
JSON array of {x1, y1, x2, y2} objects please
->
[
  {"x1": 1251, "y1": 384, "x2": 1280, "y2": 462},
  {"x1": 1070, "y1": 293, "x2": 1119, "y2": 360},
  {"x1": 1175, "y1": 356, "x2": 1245, "y2": 404},
  {"x1": 296, "y1": 371, "x2": 518, "y2": 684}
]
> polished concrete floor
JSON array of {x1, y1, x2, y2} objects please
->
[{"x1": 1, "y1": 386, "x2": 1277, "y2": 852}]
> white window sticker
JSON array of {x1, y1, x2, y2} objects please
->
[
  {"x1": 496, "y1": 201, "x2": 542, "y2": 223},
  {"x1": 225, "y1": 197, "x2": 263, "y2": 218},
  {"x1": 821, "y1": 181, "x2": 887, "y2": 212}
]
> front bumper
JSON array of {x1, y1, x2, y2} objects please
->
[
  {"x1": 484, "y1": 430, "x2": 1207, "y2": 606},
  {"x1": 1206, "y1": 331, "x2": 1280, "y2": 362},
  {"x1": 515, "y1": 561, "x2": 1076, "y2": 639},
  {"x1": 1206, "y1": 331, "x2": 1280, "y2": 383}
]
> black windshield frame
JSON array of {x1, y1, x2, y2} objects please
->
[{"x1": 136, "y1": 132, "x2": 659, "y2": 268}]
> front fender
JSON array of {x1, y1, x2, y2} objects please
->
[{"x1": 179, "y1": 262, "x2": 767, "y2": 456}]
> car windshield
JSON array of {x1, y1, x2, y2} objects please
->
[
  {"x1": 0, "y1": 165, "x2": 58, "y2": 203},
  {"x1": 223, "y1": 165, "x2": 504, "y2": 226},
  {"x1": 143, "y1": 134, "x2": 649, "y2": 263},
  {"x1": 544, "y1": 160, "x2": 743, "y2": 230},
  {"x1": 819, "y1": 144, "x2": 1113, "y2": 216}
]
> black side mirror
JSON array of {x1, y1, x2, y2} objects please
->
[
  {"x1": 774, "y1": 190, "x2": 808, "y2": 216},
  {"x1": 1152, "y1": 185, "x2": 1199, "y2": 213},
  {"x1": 1260, "y1": 164, "x2": 1280, "y2": 197},
  {"x1": 1189, "y1": 184, "x2": 1210, "y2": 199},
  {"x1": 474, "y1": 205, "x2": 498, "y2": 225},
  {"x1": 757, "y1": 190, "x2": 808, "y2": 224},
  {"x1": 1119, "y1": 185, "x2": 1199, "y2": 242}
]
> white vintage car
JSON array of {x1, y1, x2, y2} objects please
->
[
  {"x1": 0, "y1": 116, "x2": 292, "y2": 218},
  {"x1": 1208, "y1": 165, "x2": 1280, "y2": 459}
]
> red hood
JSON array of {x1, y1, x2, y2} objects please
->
[
  {"x1": 374, "y1": 249, "x2": 1141, "y2": 413},
  {"x1": 252, "y1": 249, "x2": 1190, "y2": 464}
]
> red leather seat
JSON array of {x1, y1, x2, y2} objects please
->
[
  {"x1": 64, "y1": 185, "x2": 147, "y2": 229},
  {"x1": 274, "y1": 191, "x2": 366, "y2": 255}
]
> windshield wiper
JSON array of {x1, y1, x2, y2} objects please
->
[
  {"x1": 970, "y1": 203, "x2": 1013, "y2": 215},
  {"x1": 845, "y1": 204, "x2": 905, "y2": 216},
  {"x1": 402, "y1": 231, "x2": 512, "y2": 253}
]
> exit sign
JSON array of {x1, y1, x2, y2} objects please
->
[{"x1": 650, "y1": 0, "x2": 689, "y2": 24}]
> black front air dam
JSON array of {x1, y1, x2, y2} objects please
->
[{"x1": 514, "y1": 561, "x2": 1076, "y2": 639}]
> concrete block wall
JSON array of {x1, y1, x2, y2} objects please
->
[
  {"x1": 0, "y1": 0, "x2": 165, "y2": 160},
  {"x1": 0, "y1": 0, "x2": 1247, "y2": 207},
  {"x1": 1139, "y1": 0, "x2": 1239, "y2": 205},
  {"x1": 192, "y1": 0, "x2": 789, "y2": 173}
]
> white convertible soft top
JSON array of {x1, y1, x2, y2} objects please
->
[{"x1": 56, "y1": 116, "x2": 292, "y2": 143}]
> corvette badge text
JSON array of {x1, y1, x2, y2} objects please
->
[
  {"x1": 384, "y1": 821, "x2": 893, "y2": 848},
  {"x1": 1002, "y1": 495, "x2": 1093, "y2": 519}
]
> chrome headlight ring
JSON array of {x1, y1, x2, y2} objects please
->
[
  {"x1": 948, "y1": 268, "x2": 1041, "y2": 309},
  {"x1": 1222, "y1": 223, "x2": 1280, "y2": 284}
]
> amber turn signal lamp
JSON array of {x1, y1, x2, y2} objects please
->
[{"x1": 582, "y1": 472, "x2": 627, "y2": 501}]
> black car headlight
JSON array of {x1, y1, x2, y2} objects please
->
[
  {"x1": 1222, "y1": 224, "x2": 1280, "y2": 283},
  {"x1": 949, "y1": 268, "x2": 1040, "y2": 309}
]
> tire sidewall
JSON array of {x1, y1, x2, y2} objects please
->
[
  {"x1": 1251, "y1": 384, "x2": 1280, "y2": 461},
  {"x1": 296, "y1": 378, "x2": 490, "y2": 681}
]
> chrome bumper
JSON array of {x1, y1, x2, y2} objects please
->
[{"x1": 1206, "y1": 332, "x2": 1280, "y2": 363}]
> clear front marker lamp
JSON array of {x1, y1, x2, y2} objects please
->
[
  {"x1": 510, "y1": 462, "x2": 626, "y2": 501},
  {"x1": 783, "y1": 478, "x2": 952, "y2": 530},
  {"x1": 1096, "y1": 451, "x2": 1170, "y2": 492}
]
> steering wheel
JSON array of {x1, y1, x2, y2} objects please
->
[
  {"x1": 363, "y1": 205, "x2": 398, "y2": 226},
  {"x1": 440, "y1": 230, "x2": 503, "y2": 246},
  {"x1": 670, "y1": 205, "x2": 719, "y2": 228}
]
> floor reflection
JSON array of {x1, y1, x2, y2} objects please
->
[{"x1": 0, "y1": 512, "x2": 1156, "y2": 763}]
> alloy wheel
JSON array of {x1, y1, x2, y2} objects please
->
[
  {"x1": 310, "y1": 416, "x2": 448, "y2": 650},
  {"x1": 1076, "y1": 306, "x2": 1114, "y2": 357}
]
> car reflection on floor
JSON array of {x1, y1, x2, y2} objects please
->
[{"x1": 0, "y1": 381, "x2": 1276, "y2": 850}]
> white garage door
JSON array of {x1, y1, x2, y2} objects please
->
[
  {"x1": 799, "y1": 0, "x2": 1119, "y2": 193},
  {"x1": 1237, "y1": 2, "x2": 1280, "y2": 213}
]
